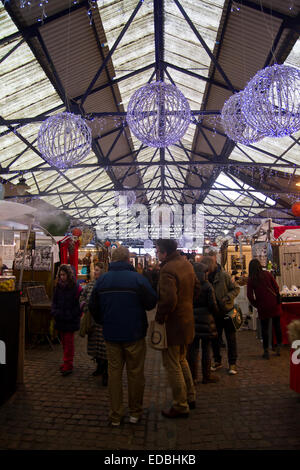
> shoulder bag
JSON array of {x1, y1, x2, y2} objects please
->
[
  {"x1": 148, "y1": 320, "x2": 168, "y2": 350},
  {"x1": 225, "y1": 304, "x2": 243, "y2": 331}
]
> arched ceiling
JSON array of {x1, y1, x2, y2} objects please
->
[{"x1": 0, "y1": 0, "x2": 300, "y2": 243}]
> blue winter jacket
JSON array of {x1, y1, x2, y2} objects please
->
[{"x1": 88, "y1": 261, "x2": 157, "y2": 342}]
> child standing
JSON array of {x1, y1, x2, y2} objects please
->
[{"x1": 51, "y1": 264, "x2": 82, "y2": 376}]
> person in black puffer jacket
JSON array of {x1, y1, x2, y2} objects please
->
[{"x1": 187, "y1": 262, "x2": 220, "y2": 384}]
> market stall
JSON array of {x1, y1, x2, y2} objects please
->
[
  {"x1": 0, "y1": 201, "x2": 37, "y2": 405},
  {"x1": 272, "y1": 225, "x2": 300, "y2": 345}
]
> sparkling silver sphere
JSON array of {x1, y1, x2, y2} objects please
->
[
  {"x1": 241, "y1": 64, "x2": 300, "y2": 138},
  {"x1": 38, "y1": 112, "x2": 92, "y2": 169},
  {"x1": 221, "y1": 92, "x2": 265, "y2": 145},
  {"x1": 126, "y1": 81, "x2": 191, "y2": 148}
]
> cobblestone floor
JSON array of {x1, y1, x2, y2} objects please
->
[{"x1": 0, "y1": 311, "x2": 299, "y2": 451}]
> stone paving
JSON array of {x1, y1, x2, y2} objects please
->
[{"x1": 0, "y1": 311, "x2": 299, "y2": 451}]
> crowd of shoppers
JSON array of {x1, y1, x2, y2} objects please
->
[{"x1": 50, "y1": 241, "x2": 282, "y2": 425}]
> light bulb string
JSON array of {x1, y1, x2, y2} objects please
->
[
  {"x1": 63, "y1": 0, "x2": 73, "y2": 113},
  {"x1": 258, "y1": 0, "x2": 277, "y2": 65}
]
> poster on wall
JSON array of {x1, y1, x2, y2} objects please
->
[
  {"x1": 20, "y1": 231, "x2": 35, "y2": 250},
  {"x1": 14, "y1": 250, "x2": 32, "y2": 270},
  {"x1": 3, "y1": 230, "x2": 14, "y2": 246},
  {"x1": 33, "y1": 246, "x2": 52, "y2": 271},
  {"x1": 0, "y1": 245, "x2": 15, "y2": 268}
]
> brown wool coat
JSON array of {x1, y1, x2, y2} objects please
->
[{"x1": 155, "y1": 251, "x2": 200, "y2": 346}]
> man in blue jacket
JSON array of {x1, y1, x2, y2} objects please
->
[{"x1": 89, "y1": 246, "x2": 157, "y2": 426}]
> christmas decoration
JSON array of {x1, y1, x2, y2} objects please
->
[
  {"x1": 72, "y1": 227, "x2": 82, "y2": 237},
  {"x1": 221, "y1": 92, "x2": 265, "y2": 145},
  {"x1": 80, "y1": 228, "x2": 94, "y2": 247},
  {"x1": 241, "y1": 64, "x2": 300, "y2": 138},
  {"x1": 126, "y1": 81, "x2": 191, "y2": 148},
  {"x1": 104, "y1": 240, "x2": 111, "y2": 247},
  {"x1": 38, "y1": 112, "x2": 92, "y2": 169},
  {"x1": 291, "y1": 201, "x2": 300, "y2": 217}
]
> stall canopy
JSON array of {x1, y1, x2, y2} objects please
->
[
  {"x1": 273, "y1": 226, "x2": 300, "y2": 241},
  {"x1": 0, "y1": 201, "x2": 37, "y2": 226}
]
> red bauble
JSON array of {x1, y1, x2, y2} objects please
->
[
  {"x1": 235, "y1": 231, "x2": 243, "y2": 238},
  {"x1": 72, "y1": 227, "x2": 82, "y2": 237},
  {"x1": 291, "y1": 202, "x2": 300, "y2": 217},
  {"x1": 105, "y1": 240, "x2": 111, "y2": 247}
]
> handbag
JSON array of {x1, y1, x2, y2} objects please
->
[
  {"x1": 225, "y1": 304, "x2": 243, "y2": 331},
  {"x1": 148, "y1": 320, "x2": 168, "y2": 350},
  {"x1": 79, "y1": 311, "x2": 92, "y2": 337}
]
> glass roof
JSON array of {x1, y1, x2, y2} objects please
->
[{"x1": 0, "y1": 1, "x2": 299, "y2": 240}]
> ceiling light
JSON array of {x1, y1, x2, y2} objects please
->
[{"x1": 16, "y1": 176, "x2": 30, "y2": 196}]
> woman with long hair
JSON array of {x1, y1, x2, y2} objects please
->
[
  {"x1": 247, "y1": 259, "x2": 282, "y2": 359},
  {"x1": 51, "y1": 264, "x2": 82, "y2": 376}
]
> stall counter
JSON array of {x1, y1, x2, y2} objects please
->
[{"x1": 280, "y1": 301, "x2": 300, "y2": 345}]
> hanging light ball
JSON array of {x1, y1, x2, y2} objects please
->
[
  {"x1": 38, "y1": 112, "x2": 92, "y2": 169},
  {"x1": 221, "y1": 92, "x2": 265, "y2": 145},
  {"x1": 241, "y1": 64, "x2": 300, "y2": 138},
  {"x1": 126, "y1": 81, "x2": 191, "y2": 148},
  {"x1": 291, "y1": 201, "x2": 300, "y2": 217}
]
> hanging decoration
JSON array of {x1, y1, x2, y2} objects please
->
[
  {"x1": 291, "y1": 201, "x2": 300, "y2": 217},
  {"x1": 104, "y1": 240, "x2": 111, "y2": 247},
  {"x1": 80, "y1": 228, "x2": 94, "y2": 247},
  {"x1": 126, "y1": 81, "x2": 191, "y2": 148},
  {"x1": 241, "y1": 64, "x2": 300, "y2": 138},
  {"x1": 221, "y1": 92, "x2": 265, "y2": 145},
  {"x1": 38, "y1": 112, "x2": 92, "y2": 169}
]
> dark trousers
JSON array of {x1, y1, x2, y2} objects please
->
[
  {"x1": 187, "y1": 336, "x2": 211, "y2": 381},
  {"x1": 260, "y1": 317, "x2": 282, "y2": 350},
  {"x1": 211, "y1": 317, "x2": 237, "y2": 365}
]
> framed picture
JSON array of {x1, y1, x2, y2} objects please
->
[
  {"x1": 20, "y1": 231, "x2": 35, "y2": 250},
  {"x1": 231, "y1": 254, "x2": 246, "y2": 271}
]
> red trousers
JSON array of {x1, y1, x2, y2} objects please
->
[{"x1": 61, "y1": 332, "x2": 75, "y2": 371}]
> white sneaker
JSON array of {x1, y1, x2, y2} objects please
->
[
  {"x1": 129, "y1": 416, "x2": 139, "y2": 424},
  {"x1": 111, "y1": 421, "x2": 120, "y2": 426},
  {"x1": 228, "y1": 365, "x2": 237, "y2": 375}
]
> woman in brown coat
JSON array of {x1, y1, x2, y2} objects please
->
[{"x1": 247, "y1": 259, "x2": 282, "y2": 359}]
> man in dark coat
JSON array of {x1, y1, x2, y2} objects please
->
[
  {"x1": 201, "y1": 255, "x2": 240, "y2": 375},
  {"x1": 155, "y1": 239, "x2": 200, "y2": 419},
  {"x1": 89, "y1": 246, "x2": 157, "y2": 426}
]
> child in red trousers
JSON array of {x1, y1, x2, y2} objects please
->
[{"x1": 51, "y1": 264, "x2": 82, "y2": 376}]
